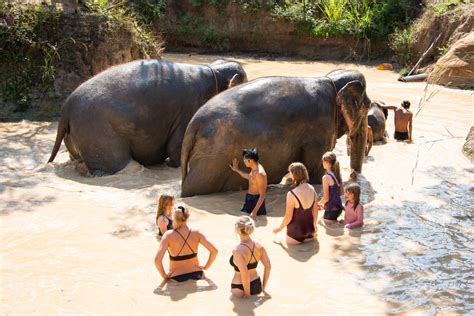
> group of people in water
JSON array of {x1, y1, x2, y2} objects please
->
[{"x1": 154, "y1": 149, "x2": 364, "y2": 298}]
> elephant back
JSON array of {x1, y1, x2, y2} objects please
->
[{"x1": 326, "y1": 69, "x2": 367, "y2": 92}]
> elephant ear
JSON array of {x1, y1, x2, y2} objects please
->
[{"x1": 336, "y1": 81, "x2": 369, "y2": 133}]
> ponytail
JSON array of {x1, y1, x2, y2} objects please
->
[
  {"x1": 322, "y1": 152, "x2": 342, "y2": 185},
  {"x1": 173, "y1": 206, "x2": 190, "y2": 229}
]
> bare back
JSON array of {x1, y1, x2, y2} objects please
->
[
  {"x1": 394, "y1": 108, "x2": 413, "y2": 133},
  {"x1": 290, "y1": 183, "x2": 316, "y2": 209}
]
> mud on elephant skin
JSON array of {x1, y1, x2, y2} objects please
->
[
  {"x1": 48, "y1": 59, "x2": 247, "y2": 175},
  {"x1": 181, "y1": 70, "x2": 371, "y2": 197}
]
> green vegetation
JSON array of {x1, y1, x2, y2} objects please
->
[
  {"x1": 432, "y1": 0, "x2": 467, "y2": 16},
  {"x1": 0, "y1": 1, "x2": 161, "y2": 113},
  {"x1": 388, "y1": 27, "x2": 414, "y2": 65}
]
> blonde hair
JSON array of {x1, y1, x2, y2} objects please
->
[
  {"x1": 173, "y1": 206, "x2": 190, "y2": 229},
  {"x1": 288, "y1": 162, "x2": 309, "y2": 187},
  {"x1": 156, "y1": 194, "x2": 174, "y2": 223},
  {"x1": 235, "y1": 215, "x2": 255, "y2": 236},
  {"x1": 322, "y1": 152, "x2": 342, "y2": 185}
]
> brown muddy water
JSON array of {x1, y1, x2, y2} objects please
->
[{"x1": 1, "y1": 53, "x2": 473, "y2": 314}]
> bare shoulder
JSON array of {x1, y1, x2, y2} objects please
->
[
  {"x1": 254, "y1": 241, "x2": 266, "y2": 253},
  {"x1": 161, "y1": 229, "x2": 173, "y2": 241},
  {"x1": 257, "y1": 164, "x2": 267, "y2": 176}
]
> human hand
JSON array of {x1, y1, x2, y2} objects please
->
[
  {"x1": 250, "y1": 212, "x2": 257, "y2": 220},
  {"x1": 272, "y1": 227, "x2": 282, "y2": 234},
  {"x1": 344, "y1": 224, "x2": 351, "y2": 229},
  {"x1": 229, "y1": 158, "x2": 239, "y2": 172}
]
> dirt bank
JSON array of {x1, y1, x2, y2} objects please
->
[{"x1": 1, "y1": 54, "x2": 472, "y2": 314}]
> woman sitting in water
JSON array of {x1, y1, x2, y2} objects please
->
[
  {"x1": 273, "y1": 162, "x2": 318, "y2": 244},
  {"x1": 154, "y1": 206, "x2": 218, "y2": 282},
  {"x1": 318, "y1": 152, "x2": 344, "y2": 224},
  {"x1": 230, "y1": 216, "x2": 271, "y2": 297},
  {"x1": 156, "y1": 194, "x2": 174, "y2": 237}
]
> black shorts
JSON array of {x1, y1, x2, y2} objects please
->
[
  {"x1": 241, "y1": 194, "x2": 267, "y2": 216},
  {"x1": 394, "y1": 131, "x2": 409, "y2": 140},
  {"x1": 323, "y1": 209, "x2": 342, "y2": 221},
  {"x1": 171, "y1": 271, "x2": 203, "y2": 282},
  {"x1": 231, "y1": 277, "x2": 262, "y2": 295}
]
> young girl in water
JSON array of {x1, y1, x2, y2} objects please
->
[
  {"x1": 318, "y1": 152, "x2": 344, "y2": 224},
  {"x1": 156, "y1": 194, "x2": 175, "y2": 237},
  {"x1": 343, "y1": 183, "x2": 364, "y2": 229}
]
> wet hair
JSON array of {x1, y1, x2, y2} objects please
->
[
  {"x1": 235, "y1": 215, "x2": 255, "y2": 236},
  {"x1": 156, "y1": 194, "x2": 174, "y2": 223},
  {"x1": 173, "y1": 205, "x2": 190, "y2": 229},
  {"x1": 242, "y1": 148, "x2": 259, "y2": 162},
  {"x1": 401, "y1": 100, "x2": 411, "y2": 109},
  {"x1": 345, "y1": 182, "x2": 361, "y2": 208},
  {"x1": 322, "y1": 152, "x2": 342, "y2": 185},
  {"x1": 288, "y1": 162, "x2": 309, "y2": 187}
]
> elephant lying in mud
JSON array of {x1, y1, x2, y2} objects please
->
[
  {"x1": 48, "y1": 59, "x2": 247, "y2": 175},
  {"x1": 180, "y1": 70, "x2": 371, "y2": 197}
]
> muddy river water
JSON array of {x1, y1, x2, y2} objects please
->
[{"x1": 1, "y1": 53, "x2": 473, "y2": 314}]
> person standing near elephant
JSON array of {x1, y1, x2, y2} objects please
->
[
  {"x1": 229, "y1": 148, "x2": 267, "y2": 219},
  {"x1": 318, "y1": 152, "x2": 344, "y2": 225},
  {"x1": 381, "y1": 100, "x2": 413, "y2": 142},
  {"x1": 273, "y1": 162, "x2": 318, "y2": 244}
]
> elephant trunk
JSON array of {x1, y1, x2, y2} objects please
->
[{"x1": 349, "y1": 115, "x2": 368, "y2": 173}]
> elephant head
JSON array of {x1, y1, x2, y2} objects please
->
[
  {"x1": 208, "y1": 60, "x2": 248, "y2": 92},
  {"x1": 336, "y1": 80, "x2": 371, "y2": 175}
]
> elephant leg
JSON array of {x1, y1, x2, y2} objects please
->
[
  {"x1": 300, "y1": 145, "x2": 327, "y2": 184},
  {"x1": 64, "y1": 133, "x2": 81, "y2": 161},
  {"x1": 78, "y1": 135, "x2": 131, "y2": 176},
  {"x1": 166, "y1": 127, "x2": 185, "y2": 168}
]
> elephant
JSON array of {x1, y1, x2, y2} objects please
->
[
  {"x1": 48, "y1": 59, "x2": 247, "y2": 175},
  {"x1": 180, "y1": 70, "x2": 371, "y2": 197},
  {"x1": 368, "y1": 101, "x2": 389, "y2": 142}
]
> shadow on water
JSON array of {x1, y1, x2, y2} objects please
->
[
  {"x1": 230, "y1": 291, "x2": 272, "y2": 316},
  {"x1": 0, "y1": 122, "x2": 58, "y2": 215},
  {"x1": 333, "y1": 166, "x2": 474, "y2": 314},
  {"x1": 153, "y1": 276, "x2": 218, "y2": 302}
]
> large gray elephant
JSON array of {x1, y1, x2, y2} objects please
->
[
  {"x1": 48, "y1": 59, "x2": 247, "y2": 175},
  {"x1": 180, "y1": 70, "x2": 371, "y2": 197}
]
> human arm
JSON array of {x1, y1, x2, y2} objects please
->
[
  {"x1": 259, "y1": 246, "x2": 271, "y2": 291},
  {"x1": 312, "y1": 192, "x2": 319, "y2": 230},
  {"x1": 408, "y1": 113, "x2": 413, "y2": 142},
  {"x1": 154, "y1": 234, "x2": 170, "y2": 280},
  {"x1": 366, "y1": 126, "x2": 373, "y2": 156},
  {"x1": 233, "y1": 249, "x2": 251, "y2": 297},
  {"x1": 197, "y1": 231, "x2": 218, "y2": 271},
  {"x1": 250, "y1": 173, "x2": 267, "y2": 219},
  {"x1": 379, "y1": 104, "x2": 397, "y2": 111},
  {"x1": 345, "y1": 204, "x2": 364, "y2": 229},
  {"x1": 229, "y1": 158, "x2": 249, "y2": 179},
  {"x1": 272, "y1": 192, "x2": 295, "y2": 233},
  {"x1": 157, "y1": 216, "x2": 169, "y2": 235},
  {"x1": 317, "y1": 176, "x2": 330, "y2": 207}
]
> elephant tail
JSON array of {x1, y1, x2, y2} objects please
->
[{"x1": 48, "y1": 107, "x2": 69, "y2": 163}]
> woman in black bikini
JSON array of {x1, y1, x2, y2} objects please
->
[
  {"x1": 273, "y1": 162, "x2": 318, "y2": 244},
  {"x1": 230, "y1": 216, "x2": 271, "y2": 297},
  {"x1": 154, "y1": 206, "x2": 218, "y2": 282},
  {"x1": 156, "y1": 194, "x2": 174, "y2": 237}
]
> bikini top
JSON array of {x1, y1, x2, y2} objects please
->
[
  {"x1": 158, "y1": 215, "x2": 173, "y2": 236},
  {"x1": 168, "y1": 229, "x2": 197, "y2": 261},
  {"x1": 229, "y1": 242, "x2": 258, "y2": 272}
]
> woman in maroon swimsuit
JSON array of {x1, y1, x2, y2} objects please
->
[{"x1": 273, "y1": 162, "x2": 318, "y2": 244}]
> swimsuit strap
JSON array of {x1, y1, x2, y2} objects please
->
[
  {"x1": 174, "y1": 229, "x2": 195, "y2": 256},
  {"x1": 239, "y1": 242, "x2": 257, "y2": 264},
  {"x1": 290, "y1": 190, "x2": 303, "y2": 208},
  {"x1": 327, "y1": 172, "x2": 339, "y2": 186}
]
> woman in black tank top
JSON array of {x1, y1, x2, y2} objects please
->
[
  {"x1": 273, "y1": 163, "x2": 318, "y2": 244},
  {"x1": 230, "y1": 216, "x2": 271, "y2": 297},
  {"x1": 154, "y1": 206, "x2": 218, "y2": 282}
]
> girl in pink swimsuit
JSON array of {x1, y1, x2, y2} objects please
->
[{"x1": 343, "y1": 183, "x2": 364, "y2": 229}]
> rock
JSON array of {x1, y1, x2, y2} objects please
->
[
  {"x1": 428, "y1": 32, "x2": 474, "y2": 89},
  {"x1": 462, "y1": 126, "x2": 474, "y2": 163}
]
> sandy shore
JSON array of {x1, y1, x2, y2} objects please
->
[{"x1": 1, "y1": 54, "x2": 472, "y2": 314}]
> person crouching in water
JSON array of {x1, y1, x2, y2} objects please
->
[
  {"x1": 156, "y1": 194, "x2": 174, "y2": 237},
  {"x1": 230, "y1": 216, "x2": 271, "y2": 297},
  {"x1": 318, "y1": 152, "x2": 344, "y2": 225},
  {"x1": 230, "y1": 148, "x2": 268, "y2": 220},
  {"x1": 343, "y1": 183, "x2": 364, "y2": 229},
  {"x1": 154, "y1": 206, "x2": 218, "y2": 282},
  {"x1": 273, "y1": 162, "x2": 318, "y2": 244}
]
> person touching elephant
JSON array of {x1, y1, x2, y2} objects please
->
[
  {"x1": 181, "y1": 70, "x2": 371, "y2": 197},
  {"x1": 48, "y1": 59, "x2": 247, "y2": 175}
]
